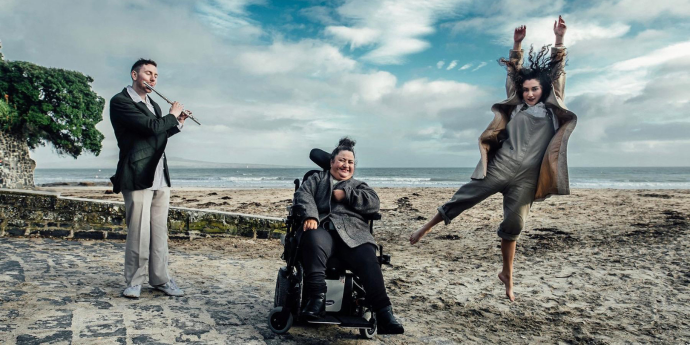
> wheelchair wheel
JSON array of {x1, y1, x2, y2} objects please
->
[
  {"x1": 274, "y1": 267, "x2": 289, "y2": 307},
  {"x1": 359, "y1": 308, "x2": 377, "y2": 339},
  {"x1": 268, "y1": 307, "x2": 293, "y2": 334}
]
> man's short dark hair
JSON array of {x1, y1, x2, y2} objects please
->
[{"x1": 131, "y1": 58, "x2": 157, "y2": 73}]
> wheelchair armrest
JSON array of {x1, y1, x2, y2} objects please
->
[
  {"x1": 291, "y1": 204, "x2": 306, "y2": 219},
  {"x1": 362, "y1": 212, "x2": 382, "y2": 221}
]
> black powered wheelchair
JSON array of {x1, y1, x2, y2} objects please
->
[{"x1": 267, "y1": 149, "x2": 391, "y2": 338}]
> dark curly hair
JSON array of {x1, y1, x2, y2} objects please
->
[
  {"x1": 498, "y1": 45, "x2": 566, "y2": 103},
  {"x1": 330, "y1": 137, "x2": 356, "y2": 161}
]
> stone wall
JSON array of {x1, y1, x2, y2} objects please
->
[
  {"x1": 0, "y1": 189, "x2": 286, "y2": 240},
  {"x1": 0, "y1": 130, "x2": 36, "y2": 189}
]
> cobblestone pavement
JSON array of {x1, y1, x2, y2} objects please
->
[{"x1": 0, "y1": 238, "x2": 398, "y2": 345}]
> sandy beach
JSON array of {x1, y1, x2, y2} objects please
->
[{"x1": 24, "y1": 186, "x2": 685, "y2": 343}]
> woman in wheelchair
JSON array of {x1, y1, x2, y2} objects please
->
[{"x1": 294, "y1": 137, "x2": 404, "y2": 335}]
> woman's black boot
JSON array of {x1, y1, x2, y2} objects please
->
[
  {"x1": 301, "y1": 293, "x2": 326, "y2": 320},
  {"x1": 376, "y1": 305, "x2": 404, "y2": 334}
]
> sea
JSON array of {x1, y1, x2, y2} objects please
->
[{"x1": 34, "y1": 167, "x2": 690, "y2": 189}]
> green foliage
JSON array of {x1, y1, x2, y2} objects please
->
[
  {"x1": 0, "y1": 99, "x2": 9, "y2": 118},
  {"x1": 0, "y1": 60, "x2": 105, "y2": 158}
]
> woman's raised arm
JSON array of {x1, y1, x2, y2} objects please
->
[
  {"x1": 513, "y1": 25, "x2": 526, "y2": 51},
  {"x1": 552, "y1": 15, "x2": 568, "y2": 101},
  {"x1": 554, "y1": 15, "x2": 566, "y2": 47},
  {"x1": 505, "y1": 25, "x2": 526, "y2": 97}
]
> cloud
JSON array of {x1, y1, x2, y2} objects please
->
[
  {"x1": 3, "y1": 0, "x2": 690, "y2": 168},
  {"x1": 436, "y1": 60, "x2": 445, "y2": 69},
  {"x1": 195, "y1": 0, "x2": 266, "y2": 41},
  {"x1": 342, "y1": 71, "x2": 398, "y2": 103},
  {"x1": 449, "y1": 15, "x2": 629, "y2": 48},
  {"x1": 564, "y1": 50, "x2": 690, "y2": 166},
  {"x1": 377, "y1": 79, "x2": 491, "y2": 121},
  {"x1": 446, "y1": 60, "x2": 458, "y2": 70},
  {"x1": 326, "y1": 0, "x2": 470, "y2": 65},
  {"x1": 612, "y1": 41, "x2": 690, "y2": 71},
  {"x1": 2, "y1": 0, "x2": 503, "y2": 168},
  {"x1": 471, "y1": 61, "x2": 487, "y2": 71},
  {"x1": 236, "y1": 39, "x2": 358, "y2": 76},
  {"x1": 299, "y1": 5, "x2": 338, "y2": 25},
  {"x1": 581, "y1": 0, "x2": 690, "y2": 22},
  {"x1": 325, "y1": 26, "x2": 381, "y2": 50},
  {"x1": 568, "y1": 40, "x2": 690, "y2": 98}
]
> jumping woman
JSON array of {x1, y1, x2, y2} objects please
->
[{"x1": 410, "y1": 16, "x2": 577, "y2": 301}]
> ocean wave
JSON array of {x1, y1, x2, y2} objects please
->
[
  {"x1": 219, "y1": 176, "x2": 282, "y2": 181},
  {"x1": 358, "y1": 177, "x2": 432, "y2": 182},
  {"x1": 570, "y1": 181, "x2": 690, "y2": 189},
  {"x1": 32, "y1": 167, "x2": 690, "y2": 189}
]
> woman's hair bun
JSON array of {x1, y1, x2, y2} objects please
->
[
  {"x1": 330, "y1": 136, "x2": 356, "y2": 161},
  {"x1": 338, "y1": 137, "x2": 356, "y2": 149}
]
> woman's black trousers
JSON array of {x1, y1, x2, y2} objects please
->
[{"x1": 300, "y1": 227, "x2": 391, "y2": 311}]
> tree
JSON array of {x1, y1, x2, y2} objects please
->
[
  {"x1": 0, "y1": 41, "x2": 105, "y2": 188},
  {"x1": 0, "y1": 63, "x2": 105, "y2": 157}
]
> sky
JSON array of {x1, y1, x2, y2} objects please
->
[{"x1": 1, "y1": 0, "x2": 689, "y2": 168}]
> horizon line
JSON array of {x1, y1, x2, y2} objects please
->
[{"x1": 35, "y1": 166, "x2": 690, "y2": 170}]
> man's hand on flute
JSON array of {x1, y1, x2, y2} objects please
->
[{"x1": 169, "y1": 101, "x2": 189, "y2": 124}]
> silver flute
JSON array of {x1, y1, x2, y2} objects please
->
[{"x1": 143, "y1": 81, "x2": 201, "y2": 125}]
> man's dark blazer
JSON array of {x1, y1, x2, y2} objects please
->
[{"x1": 109, "y1": 88, "x2": 181, "y2": 194}]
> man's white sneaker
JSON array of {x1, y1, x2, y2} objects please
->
[
  {"x1": 123, "y1": 285, "x2": 141, "y2": 298},
  {"x1": 154, "y1": 278, "x2": 184, "y2": 296}
]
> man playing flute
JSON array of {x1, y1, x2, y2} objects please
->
[{"x1": 110, "y1": 58, "x2": 189, "y2": 298}]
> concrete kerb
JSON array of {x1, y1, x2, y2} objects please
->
[{"x1": 0, "y1": 188, "x2": 287, "y2": 240}]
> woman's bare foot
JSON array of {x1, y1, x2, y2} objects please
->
[{"x1": 498, "y1": 272, "x2": 515, "y2": 301}]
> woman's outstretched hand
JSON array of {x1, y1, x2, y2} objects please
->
[
  {"x1": 303, "y1": 218, "x2": 318, "y2": 231},
  {"x1": 554, "y1": 15, "x2": 566, "y2": 45},
  {"x1": 409, "y1": 227, "x2": 429, "y2": 245},
  {"x1": 514, "y1": 25, "x2": 526, "y2": 43},
  {"x1": 513, "y1": 25, "x2": 526, "y2": 50}
]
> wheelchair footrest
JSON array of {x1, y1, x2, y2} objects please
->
[
  {"x1": 306, "y1": 315, "x2": 341, "y2": 325},
  {"x1": 306, "y1": 315, "x2": 374, "y2": 329}
]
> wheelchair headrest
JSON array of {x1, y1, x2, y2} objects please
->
[{"x1": 309, "y1": 148, "x2": 330, "y2": 171}]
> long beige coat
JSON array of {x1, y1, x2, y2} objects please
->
[{"x1": 470, "y1": 47, "x2": 577, "y2": 201}]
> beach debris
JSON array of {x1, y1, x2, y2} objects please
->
[
  {"x1": 555, "y1": 272, "x2": 576, "y2": 278},
  {"x1": 627, "y1": 209, "x2": 687, "y2": 240},
  {"x1": 198, "y1": 201, "x2": 217, "y2": 206},
  {"x1": 523, "y1": 227, "x2": 576, "y2": 255},
  {"x1": 396, "y1": 196, "x2": 419, "y2": 212},
  {"x1": 638, "y1": 193, "x2": 672, "y2": 199}
]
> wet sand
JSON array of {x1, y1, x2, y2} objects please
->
[{"x1": 29, "y1": 187, "x2": 690, "y2": 343}]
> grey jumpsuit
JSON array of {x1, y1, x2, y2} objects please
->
[{"x1": 438, "y1": 104, "x2": 556, "y2": 241}]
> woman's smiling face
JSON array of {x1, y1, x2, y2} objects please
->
[
  {"x1": 522, "y1": 79, "x2": 542, "y2": 106},
  {"x1": 330, "y1": 150, "x2": 355, "y2": 181}
]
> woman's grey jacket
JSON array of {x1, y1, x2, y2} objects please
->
[{"x1": 294, "y1": 170, "x2": 380, "y2": 248}]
